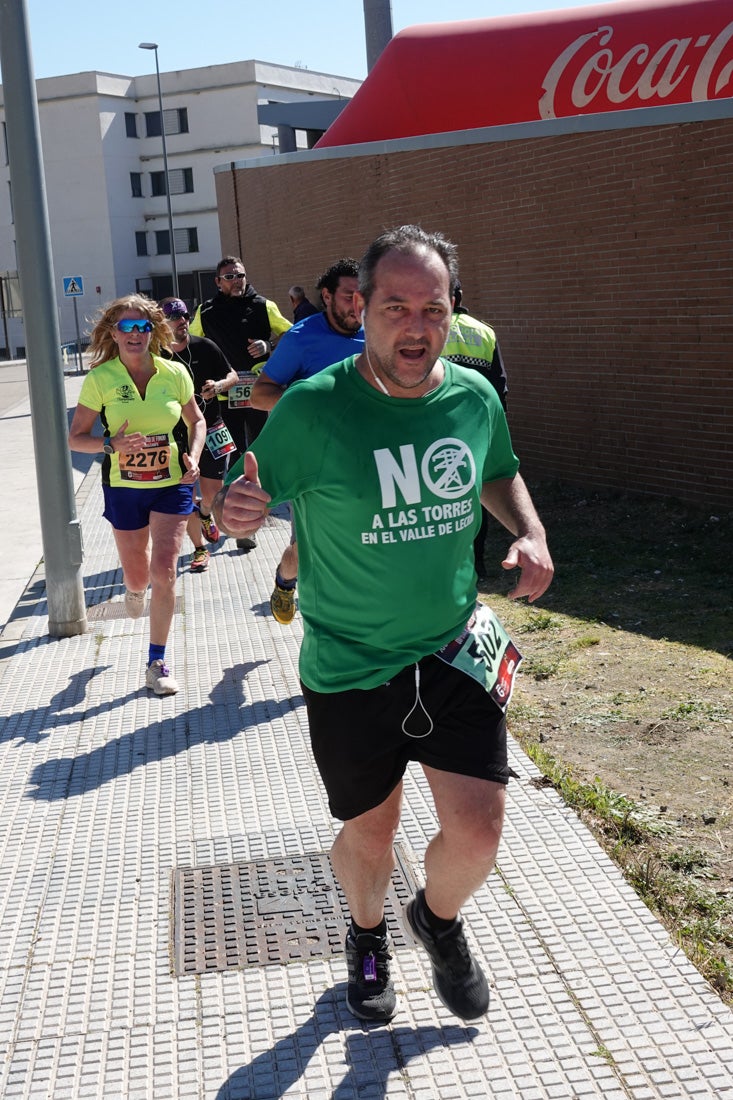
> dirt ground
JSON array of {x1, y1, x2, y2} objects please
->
[
  {"x1": 477, "y1": 482, "x2": 732, "y2": 996},
  {"x1": 500, "y1": 608, "x2": 732, "y2": 883}
]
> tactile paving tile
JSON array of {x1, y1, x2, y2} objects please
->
[
  {"x1": 172, "y1": 843, "x2": 418, "y2": 975},
  {"x1": 1, "y1": 454, "x2": 733, "y2": 1100}
]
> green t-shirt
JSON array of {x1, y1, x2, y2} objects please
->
[
  {"x1": 78, "y1": 355, "x2": 193, "y2": 488},
  {"x1": 227, "y1": 356, "x2": 519, "y2": 692}
]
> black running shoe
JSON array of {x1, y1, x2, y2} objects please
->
[
  {"x1": 344, "y1": 929, "x2": 396, "y2": 1022},
  {"x1": 404, "y1": 889, "x2": 490, "y2": 1020}
]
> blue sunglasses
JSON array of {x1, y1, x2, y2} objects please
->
[{"x1": 116, "y1": 318, "x2": 153, "y2": 334}]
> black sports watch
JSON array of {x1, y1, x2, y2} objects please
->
[{"x1": 103, "y1": 437, "x2": 115, "y2": 456}]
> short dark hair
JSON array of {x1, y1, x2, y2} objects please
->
[
  {"x1": 358, "y1": 225, "x2": 458, "y2": 307},
  {"x1": 316, "y1": 257, "x2": 360, "y2": 296},
  {"x1": 216, "y1": 256, "x2": 244, "y2": 276}
]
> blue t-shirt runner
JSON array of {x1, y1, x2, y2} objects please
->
[{"x1": 262, "y1": 310, "x2": 365, "y2": 387}]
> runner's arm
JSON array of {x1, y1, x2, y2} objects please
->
[
  {"x1": 181, "y1": 395, "x2": 206, "y2": 464},
  {"x1": 179, "y1": 395, "x2": 206, "y2": 484},
  {"x1": 481, "y1": 474, "x2": 554, "y2": 602},
  {"x1": 250, "y1": 370, "x2": 286, "y2": 411},
  {"x1": 68, "y1": 405, "x2": 145, "y2": 455},
  {"x1": 202, "y1": 367, "x2": 239, "y2": 400}
]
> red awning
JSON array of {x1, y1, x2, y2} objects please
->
[{"x1": 316, "y1": 0, "x2": 733, "y2": 147}]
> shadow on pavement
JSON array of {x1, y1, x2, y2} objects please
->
[
  {"x1": 215, "y1": 983, "x2": 478, "y2": 1099},
  {"x1": 19, "y1": 662, "x2": 303, "y2": 800}
]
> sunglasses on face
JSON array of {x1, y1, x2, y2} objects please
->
[
  {"x1": 116, "y1": 318, "x2": 153, "y2": 334},
  {"x1": 166, "y1": 309, "x2": 190, "y2": 320},
  {"x1": 219, "y1": 272, "x2": 245, "y2": 281}
]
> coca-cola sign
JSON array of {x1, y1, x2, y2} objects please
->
[
  {"x1": 539, "y1": 18, "x2": 733, "y2": 119},
  {"x1": 317, "y1": 0, "x2": 733, "y2": 149}
]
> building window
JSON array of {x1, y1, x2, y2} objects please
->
[
  {"x1": 2, "y1": 122, "x2": 8, "y2": 165},
  {"x1": 174, "y1": 227, "x2": 198, "y2": 253},
  {"x1": 150, "y1": 168, "x2": 193, "y2": 196},
  {"x1": 151, "y1": 172, "x2": 166, "y2": 197},
  {"x1": 7, "y1": 181, "x2": 13, "y2": 224},
  {"x1": 125, "y1": 112, "x2": 138, "y2": 138},
  {"x1": 145, "y1": 107, "x2": 188, "y2": 138},
  {"x1": 130, "y1": 172, "x2": 143, "y2": 198},
  {"x1": 155, "y1": 227, "x2": 198, "y2": 255},
  {"x1": 135, "y1": 231, "x2": 148, "y2": 256},
  {"x1": 167, "y1": 107, "x2": 189, "y2": 134},
  {"x1": 145, "y1": 112, "x2": 162, "y2": 138},
  {"x1": 169, "y1": 168, "x2": 193, "y2": 194}
]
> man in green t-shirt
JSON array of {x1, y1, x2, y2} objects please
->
[{"x1": 213, "y1": 225, "x2": 554, "y2": 1025}]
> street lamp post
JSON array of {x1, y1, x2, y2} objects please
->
[{"x1": 138, "y1": 42, "x2": 179, "y2": 297}]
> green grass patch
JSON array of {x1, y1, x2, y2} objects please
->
[
  {"x1": 479, "y1": 481, "x2": 733, "y2": 655},
  {"x1": 661, "y1": 698, "x2": 732, "y2": 722},
  {"x1": 525, "y1": 740, "x2": 732, "y2": 998}
]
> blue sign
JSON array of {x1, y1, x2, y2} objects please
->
[{"x1": 63, "y1": 276, "x2": 84, "y2": 297}]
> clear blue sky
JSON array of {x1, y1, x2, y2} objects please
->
[{"x1": 19, "y1": 0, "x2": 601, "y2": 83}]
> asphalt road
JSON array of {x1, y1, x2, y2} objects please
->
[{"x1": 0, "y1": 359, "x2": 91, "y2": 635}]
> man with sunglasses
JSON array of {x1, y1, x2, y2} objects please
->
[
  {"x1": 189, "y1": 257, "x2": 291, "y2": 549},
  {"x1": 160, "y1": 297, "x2": 238, "y2": 572}
]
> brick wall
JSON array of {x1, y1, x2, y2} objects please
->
[{"x1": 215, "y1": 115, "x2": 733, "y2": 507}]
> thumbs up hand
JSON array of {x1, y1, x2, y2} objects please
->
[{"x1": 213, "y1": 450, "x2": 271, "y2": 538}]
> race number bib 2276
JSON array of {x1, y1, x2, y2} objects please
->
[
  {"x1": 119, "y1": 433, "x2": 171, "y2": 482},
  {"x1": 435, "y1": 603, "x2": 522, "y2": 712}
]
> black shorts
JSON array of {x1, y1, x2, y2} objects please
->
[
  {"x1": 199, "y1": 444, "x2": 229, "y2": 481},
  {"x1": 302, "y1": 655, "x2": 516, "y2": 821}
]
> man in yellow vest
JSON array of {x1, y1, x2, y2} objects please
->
[{"x1": 442, "y1": 281, "x2": 508, "y2": 577}]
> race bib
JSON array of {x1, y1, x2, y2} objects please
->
[
  {"x1": 119, "y1": 433, "x2": 171, "y2": 482},
  {"x1": 436, "y1": 603, "x2": 522, "y2": 711},
  {"x1": 228, "y1": 371, "x2": 257, "y2": 409},
  {"x1": 205, "y1": 418, "x2": 237, "y2": 461}
]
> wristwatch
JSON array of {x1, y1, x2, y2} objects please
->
[{"x1": 103, "y1": 437, "x2": 115, "y2": 455}]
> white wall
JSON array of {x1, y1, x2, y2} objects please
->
[
  {"x1": 0, "y1": 61, "x2": 360, "y2": 351},
  {"x1": 40, "y1": 93, "x2": 119, "y2": 339}
]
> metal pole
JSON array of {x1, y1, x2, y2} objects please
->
[
  {"x1": 140, "y1": 43, "x2": 178, "y2": 297},
  {"x1": 0, "y1": 0, "x2": 87, "y2": 636},
  {"x1": 72, "y1": 296, "x2": 83, "y2": 371},
  {"x1": 0, "y1": 274, "x2": 10, "y2": 357},
  {"x1": 363, "y1": 0, "x2": 393, "y2": 72}
]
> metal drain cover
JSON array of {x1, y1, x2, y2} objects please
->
[{"x1": 172, "y1": 845, "x2": 419, "y2": 976}]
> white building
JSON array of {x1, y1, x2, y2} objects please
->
[{"x1": 0, "y1": 60, "x2": 360, "y2": 356}]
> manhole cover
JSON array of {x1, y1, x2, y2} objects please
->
[{"x1": 171, "y1": 845, "x2": 419, "y2": 976}]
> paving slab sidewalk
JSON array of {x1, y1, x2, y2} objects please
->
[{"x1": 0, "y1": 459, "x2": 731, "y2": 1099}]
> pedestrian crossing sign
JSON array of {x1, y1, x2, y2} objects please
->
[{"x1": 63, "y1": 276, "x2": 84, "y2": 296}]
